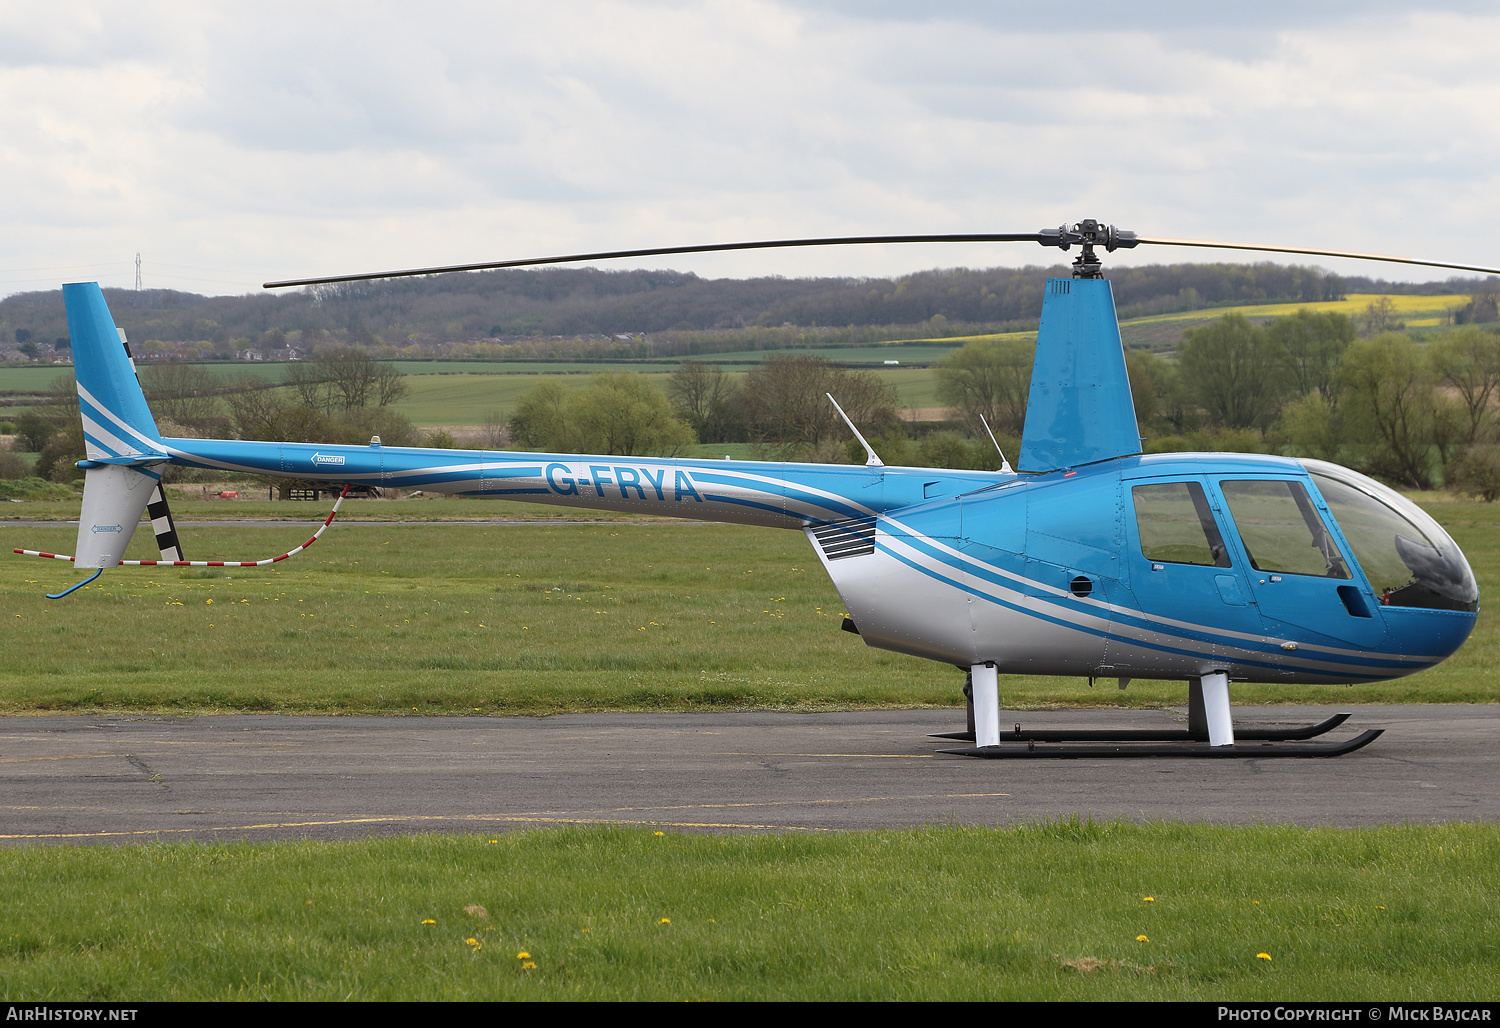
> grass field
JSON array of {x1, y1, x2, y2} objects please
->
[
  {"x1": 1, "y1": 821, "x2": 1494, "y2": 1000},
  {"x1": 3, "y1": 491, "x2": 1498, "y2": 714}
]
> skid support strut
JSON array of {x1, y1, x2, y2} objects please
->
[
  {"x1": 1198, "y1": 671, "x2": 1234, "y2": 747},
  {"x1": 971, "y1": 662, "x2": 999, "y2": 749}
]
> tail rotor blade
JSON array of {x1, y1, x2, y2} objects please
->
[{"x1": 146, "y1": 483, "x2": 184, "y2": 562}]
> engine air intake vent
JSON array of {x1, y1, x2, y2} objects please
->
[{"x1": 811, "y1": 516, "x2": 877, "y2": 561}]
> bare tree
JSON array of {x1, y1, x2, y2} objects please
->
[
  {"x1": 741, "y1": 355, "x2": 899, "y2": 459},
  {"x1": 140, "y1": 362, "x2": 222, "y2": 425},
  {"x1": 667, "y1": 361, "x2": 743, "y2": 443},
  {"x1": 1430, "y1": 327, "x2": 1500, "y2": 445},
  {"x1": 285, "y1": 347, "x2": 408, "y2": 414}
]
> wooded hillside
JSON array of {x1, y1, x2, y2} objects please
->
[{"x1": 4, "y1": 261, "x2": 1486, "y2": 356}]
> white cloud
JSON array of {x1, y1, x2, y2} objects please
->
[{"x1": 0, "y1": 1, "x2": 1496, "y2": 297}]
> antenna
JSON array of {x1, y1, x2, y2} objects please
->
[
  {"x1": 979, "y1": 414, "x2": 1014, "y2": 474},
  {"x1": 134, "y1": 253, "x2": 142, "y2": 292},
  {"x1": 827, "y1": 393, "x2": 883, "y2": 467}
]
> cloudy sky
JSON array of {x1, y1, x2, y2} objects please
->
[{"x1": 1, "y1": 1, "x2": 1497, "y2": 297}]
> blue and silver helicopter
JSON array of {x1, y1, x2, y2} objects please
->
[{"x1": 25, "y1": 221, "x2": 1492, "y2": 757}]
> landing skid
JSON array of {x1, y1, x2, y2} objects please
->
[
  {"x1": 938, "y1": 728, "x2": 1382, "y2": 759},
  {"x1": 930, "y1": 711, "x2": 1354, "y2": 744}
]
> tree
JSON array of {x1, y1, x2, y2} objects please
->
[
  {"x1": 508, "y1": 381, "x2": 569, "y2": 450},
  {"x1": 509, "y1": 374, "x2": 694, "y2": 457},
  {"x1": 225, "y1": 387, "x2": 327, "y2": 443},
  {"x1": 1446, "y1": 444, "x2": 1500, "y2": 501},
  {"x1": 1267, "y1": 309, "x2": 1355, "y2": 404},
  {"x1": 667, "y1": 361, "x2": 745, "y2": 443},
  {"x1": 1454, "y1": 291, "x2": 1499, "y2": 326},
  {"x1": 14, "y1": 411, "x2": 55, "y2": 452},
  {"x1": 1339, "y1": 333, "x2": 1451, "y2": 489},
  {"x1": 1277, "y1": 392, "x2": 1344, "y2": 463},
  {"x1": 285, "y1": 347, "x2": 408, "y2": 415},
  {"x1": 1429, "y1": 327, "x2": 1500, "y2": 445},
  {"x1": 741, "y1": 355, "x2": 900, "y2": 460},
  {"x1": 35, "y1": 427, "x2": 86, "y2": 482},
  {"x1": 1177, "y1": 314, "x2": 1290, "y2": 431},
  {"x1": 567, "y1": 373, "x2": 695, "y2": 456},
  {"x1": 140, "y1": 362, "x2": 222, "y2": 426},
  {"x1": 935, "y1": 337, "x2": 1034, "y2": 437},
  {"x1": 18, "y1": 341, "x2": 39, "y2": 360},
  {"x1": 1359, "y1": 297, "x2": 1404, "y2": 337},
  {"x1": 224, "y1": 385, "x2": 417, "y2": 447}
]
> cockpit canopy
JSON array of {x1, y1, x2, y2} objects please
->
[{"x1": 1300, "y1": 459, "x2": 1478, "y2": 612}]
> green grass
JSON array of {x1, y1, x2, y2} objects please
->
[
  {"x1": 3, "y1": 491, "x2": 1500, "y2": 714},
  {"x1": 0, "y1": 822, "x2": 1494, "y2": 1000},
  {"x1": 395, "y1": 370, "x2": 681, "y2": 426}
]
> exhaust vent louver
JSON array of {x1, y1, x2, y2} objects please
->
[{"x1": 811, "y1": 516, "x2": 877, "y2": 561}]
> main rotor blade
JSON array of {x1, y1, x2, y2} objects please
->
[
  {"x1": 1133, "y1": 236, "x2": 1500, "y2": 277},
  {"x1": 262, "y1": 233, "x2": 1049, "y2": 289}
]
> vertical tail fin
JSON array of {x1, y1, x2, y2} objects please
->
[
  {"x1": 61, "y1": 283, "x2": 169, "y2": 568},
  {"x1": 62, "y1": 282, "x2": 164, "y2": 460},
  {"x1": 1018, "y1": 277, "x2": 1141, "y2": 473}
]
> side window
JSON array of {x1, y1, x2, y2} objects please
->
[
  {"x1": 1132, "y1": 481, "x2": 1231, "y2": 567},
  {"x1": 1220, "y1": 479, "x2": 1350, "y2": 579}
]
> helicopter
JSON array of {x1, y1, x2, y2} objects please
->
[{"x1": 18, "y1": 220, "x2": 1492, "y2": 758}]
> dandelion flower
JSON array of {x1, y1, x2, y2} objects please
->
[
  {"x1": 421, "y1": 919, "x2": 436, "y2": 925},
  {"x1": 522, "y1": 961, "x2": 537, "y2": 970},
  {"x1": 517, "y1": 951, "x2": 530, "y2": 960},
  {"x1": 1257, "y1": 953, "x2": 1272, "y2": 962},
  {"x1": 654, "y1": 831, "x2": 664, "y2": 837},
  {"x1": 466, "y1": 937, "x2": 478, "y2": 946},
  {"x1": 1136, "y1": 935, "x2": 1148, "y2": 942},
  {"x1": 659, "y1": 918, "x2": 671, "y2": 925},
  {"x1": 1143, "y1": 896, "x2": 1154, "y2": 902}
]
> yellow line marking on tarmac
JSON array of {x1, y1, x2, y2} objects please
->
[
  {"x1": 520, "y1": 792, "x2": 1013, "y2": 816},
  {"x1": 0, "y1": 791, "x2": 1014, "y2": 837},
  {"x1": 116, "y1": 740, "x2": 305, "y2": 748},
  {"x1": 0, "y1": 814, "x2": 823, "y2": 840}
]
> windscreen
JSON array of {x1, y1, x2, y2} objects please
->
[
  {"x1": 1300, "y1": 459, "x2": 1478, "y2": 612},
  {"x1": 1219, "y1": 479, "x2": 1350, "y2": 579}
]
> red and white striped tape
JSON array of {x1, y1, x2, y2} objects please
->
[{"x1": 14, "y1": 485, "x2": 351, "y2": 568}]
